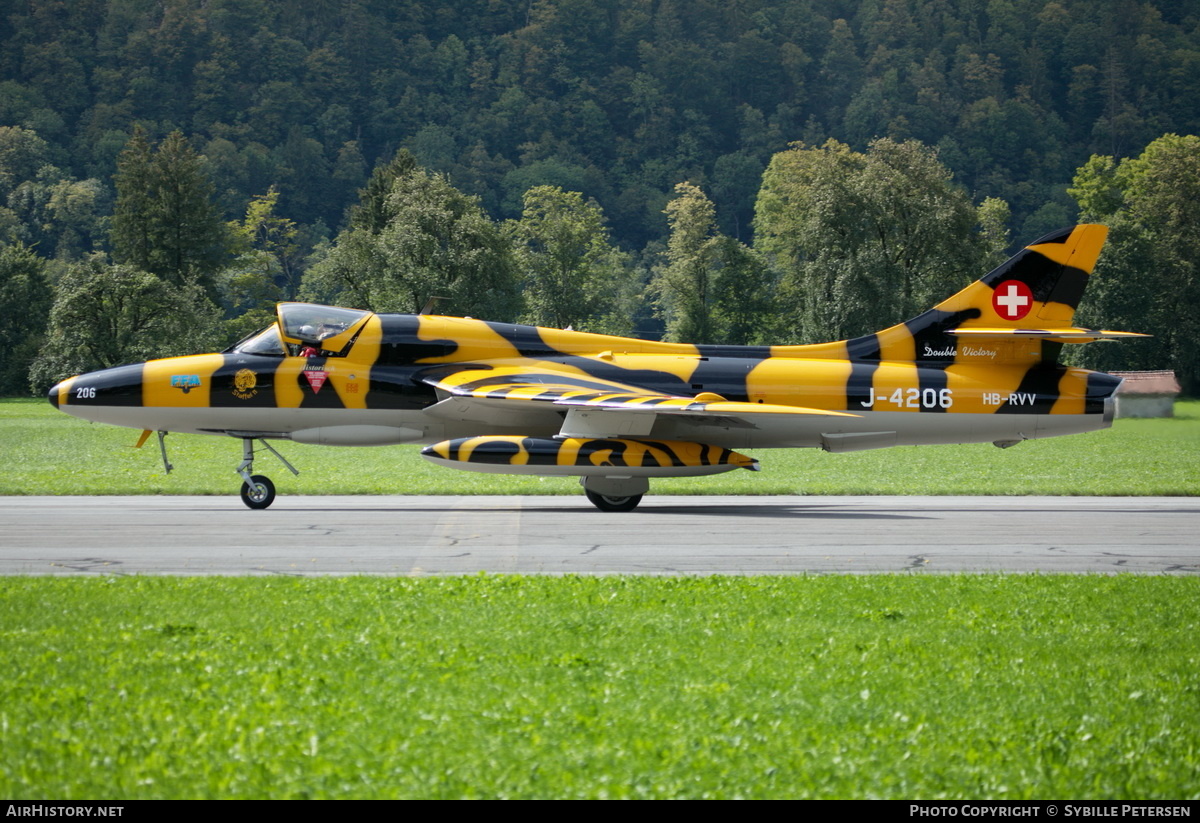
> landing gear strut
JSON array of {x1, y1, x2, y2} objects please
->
[{"x1": 235, "y1": 437, "x2": 299, "y2": 510}]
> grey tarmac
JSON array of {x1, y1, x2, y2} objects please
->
[{"x1": 1, "y1": 495, "x2": 1197, "y2": 576}]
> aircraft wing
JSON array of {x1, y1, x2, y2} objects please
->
[{"x1": 417, "y1": 365, "x2": 855, "y2": 435}]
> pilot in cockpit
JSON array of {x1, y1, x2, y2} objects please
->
[{"x1": 297, "y1": 325, "x2": 320, "y2": 357}]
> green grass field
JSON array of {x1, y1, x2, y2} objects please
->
[
  {"x1": 1, "y1": 575, "x2": 1197, "y2": 799},
  {"x1": 4, "y1": 398, "x2": 1198, "y2": 799},
  {"x1": 4, "y1": 397, "x2": 1199, "y2": 496}
]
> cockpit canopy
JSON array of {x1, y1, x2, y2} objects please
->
[
  {"x1": 229, "y1": 303, "x2": 373, "y2": 358},
  {"x1": 278, "y1": 303, "x2": 370, "y2": 349}
]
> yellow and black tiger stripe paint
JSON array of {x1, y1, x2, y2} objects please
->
[
  {"x1": 50, "y1": 225, "x2": 1143, "y2": 461},
  {"x1": 422, "y1": 436, "x2": 758, "y2": 476}
]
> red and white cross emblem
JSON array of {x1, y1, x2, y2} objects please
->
[{"x1": 992, "y1": 280, "x2": 1033, "y2": 320}]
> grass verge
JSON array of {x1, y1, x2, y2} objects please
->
[
  {"x1": 1, "y1": 575, "x2": 1197, "y2": 799},
  {"x1": 4, "y1": 397, "x2": 1199, "y2": 496}
]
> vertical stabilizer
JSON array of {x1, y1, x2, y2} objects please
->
[{"x1": 859, "y1": 224, "x2": 1112, "y2": 366}]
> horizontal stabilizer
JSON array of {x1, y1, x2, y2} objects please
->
[{"x1": 948, "y1": 327, "x2": 1150, "y2": 343}]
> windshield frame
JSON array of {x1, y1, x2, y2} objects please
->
[{"x1": 227, "y1": 325, "x2": 287, "y2": 357}]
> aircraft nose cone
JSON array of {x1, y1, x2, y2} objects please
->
[{"x1": 47, "y1": 364, "x2": 145, "y2": 417}]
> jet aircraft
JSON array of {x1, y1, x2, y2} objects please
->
[{"x1": 49, "y1": 224, "x2": 1145, "y2": 511}]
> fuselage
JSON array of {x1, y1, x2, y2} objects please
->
[
  {"x1": 48, "y1": 309, "x2": 1122, "y2": 452},
  {"x1": 41, "y1": 225, "x2": 1142, "y2": 512}
]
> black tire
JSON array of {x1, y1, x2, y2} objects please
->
[
  {"x1": 240, "y1": 474, "x2": 276, "y2": 509},
  {"x1": 585, "y1": 489, "x2": 643, "y2": 512}
]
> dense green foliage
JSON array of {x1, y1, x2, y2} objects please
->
[
  {"x1": 1, "y1": 575, "x2": 1196, "y2": 798},
  {"x1": 0, "y1": 242, "x2": 50, "y2": 393},
  {"x1": 1067, "y1": 134, "x2": 1200, "y2": 392},
  {"x1": 2, "y1": 0, "x2": 1197, "y2": 244},
  {"x1": 653, "y1": 181, "x2": 772, "y2": 344},
  {"x1": 2, "y1": 0, "x2": 1198, "y2": 391},
  {"x1": 110, "y1": 126, "x2": 231, "y2": 285},
  {"x1": 303, "y1": 162, "x2": 520, "y2": 316},
  {"x1": 515, "y1": 185, "x2": 636, "y2": 334},
  {"x1": 756, "y1": 138, "x2": 1002, "y2": 342}
]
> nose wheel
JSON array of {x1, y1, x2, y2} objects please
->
[
  {"x1": 240, "y1": 474, "x2": 276, "y2": 509},
  {"x1": 235, "y1": 436, "x2": 298, "y2": 509}
]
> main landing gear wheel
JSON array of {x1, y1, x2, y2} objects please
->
[
  {"x1": 585, "y1": 489, "x2": 643, "y2": 512},
  {"x1": 240, "y1": 474, "x2": 276, "y2": 510}
]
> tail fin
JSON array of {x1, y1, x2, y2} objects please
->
[
  {"x1": 951, "y1": 223, "x2": 1107, "y2": 323},
  {"x1": 851, "y1": 224, "x2": 1145, "y2": 366}
]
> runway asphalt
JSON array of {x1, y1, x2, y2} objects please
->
[{"x1": 1, "y1": 495, "x2": 1197, "y2": 575}]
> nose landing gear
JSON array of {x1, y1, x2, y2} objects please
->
[{"x1": 235, "y1": 436, "x2": 299, "y2": 510}]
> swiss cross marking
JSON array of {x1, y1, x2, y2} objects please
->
[{"x1": 992, "y1": 280, "x2": 1033, "y2": 320}]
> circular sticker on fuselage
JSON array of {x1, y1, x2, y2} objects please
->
[{"x1": 992, "y1": 280, "x2": 1033, "y2": 320}]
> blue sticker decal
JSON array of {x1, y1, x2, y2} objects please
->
[{"x1": 171, "y1": 374, "x2": 202, "y2": 393}]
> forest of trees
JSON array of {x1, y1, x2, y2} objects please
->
[{"x1": 2, "y1": 0, "x2": 1199, "y2": 393}]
